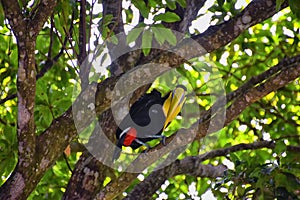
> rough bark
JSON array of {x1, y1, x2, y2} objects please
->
[
  {"x1": 0, "y1": 0, "x2": 57, "y2": 199},
  {"x1": 63, "y1": 109, "x2": 117, "y2": 199},
  {"x1": 125, "y1": 163, "x2": 227, "y2": 200}
]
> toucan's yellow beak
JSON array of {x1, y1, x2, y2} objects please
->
[{"x1": 162, "y1": 86, "x2": 186, "y2": 130}]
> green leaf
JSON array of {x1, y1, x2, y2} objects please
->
[
  {"x1": 151, "y1": 26, "x2": 166, "y2": 45},
  {"x1": 126, "y1": 28, "x2": 144, "y2": 44},
  {"x1": 153, "y1": 12, "x2": 181, "y2": 22},
  {"x1": 142, "y1": 30, "x2": 153, "y2": 55},
  {"x1": 0, "y1": 5, "x2": 4, "y2": 27},
  {"x1": 274, "y1": 140, "x2": 287, "y2": 155},
  {"x1": 53, "y1": 16, "x2": 65, "y2": 36},
  {"x1": 132, "y1": 0, "x2": 149, "y2": 18},
  {"x1": 166, "y1": 0, "x2": 176, "y2": 10},
  {"x1": 163, "y1": 29, "x2": 177, "y2": 46},
  {"x1": 236, "y1": 185, "x2": 245, "y2": 197},
  {"x1": 37, "y1": 106, "x2": 53, "y2": 129},
  {"x1": 102, "y1": 14, "x2": 113, "y2": 26},
  {"x1": 176, "y1": 0, "x2": 186, "y2": 8},
  {"x1": 276, "y1": 0, "x2": 285, "y2": 11},
  {"x1": 217, "y1": 0, "x2": 225, "y2": 7},
  {"x1": 108, "y1": 34, "x2": 119, "y2": 45},
  {"x1": 152, "y1": 26, "x2": 177, "y2": 46},
  {"x1": 230, "y1": 153, "x2": 241, "y2": 165},
  {"x1": 289, "y1": 0, "x2": 300, "y2": 18}
]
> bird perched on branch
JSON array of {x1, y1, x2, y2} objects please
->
[{"x1": 113, "y1": 85, "x2": 186, "y2": 161}]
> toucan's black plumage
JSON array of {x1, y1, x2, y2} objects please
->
[{"x1": 113, "y1": 85, "x2": 186, "y2": 161}]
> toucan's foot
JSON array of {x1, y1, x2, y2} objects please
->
[
  {"x1": 144, "y1": 146, "x2": 151, "y2": 153},
  {"x1": 134, "y1": 138, "x2": 151, "y2": 153},
  {"x1": 161, "y1": 136, "x2": 166, "y2": 146},
  {"x1": 144, "y1": 143, "x2": 151, "y2": 152},
  {"x1": 145, "y1": 134, "x2": 166, "y2": 145},
  {"x1": 140, "y1": 145, "x2": 151, "y2": 154}
]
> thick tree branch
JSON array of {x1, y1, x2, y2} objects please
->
[
  {"x1": 139, "y1": 0, "x2": 289, "y2": 68},
  {"x1": 126, "y1": 163, "x2": 227, "y2": 200},
  {"x1": 0, "y1": 45, "x2": 36, "y2": 198},
  {"x1": 0, "y1": 0, "x2": 37, "y2": 172},
  {"x1": 29, "y1": 0, "x2": 58, "y2": 37},
  {"x1": 0, "y1": 1, "x2": 59, "y2": 198},
  {"x1": 102, "y1": 0, "x2": 140, "y2": 76},
  {"x1": 62, "y1": 151, "x2": 104, "y2": 199},
  {"x1": 192, "y1": 0, "x2": 288, "y2": 52},
  {"x1": 0, "y1": 0, "x2": 25, "y2": 36},
  {"x1": 0, "y1": 2, "x2": 38, "y2": 199},
  {"x1": 63, "y1": 109, "x2": 117, "y2": 199},
  {"x1": 178, "y1": 0, "x2": 206, "y2": 33}
]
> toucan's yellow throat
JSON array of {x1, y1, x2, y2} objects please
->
[{"x1": 162, "y1": 85, "x2": 186, "y2": 129}]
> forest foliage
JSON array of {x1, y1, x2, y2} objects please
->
[{"x1": 0, "y1": 0, "x2": 299, "y2": 199}]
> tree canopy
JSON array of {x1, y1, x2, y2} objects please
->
[{"x1": 0, "y1": 0, "x2": 299, "y2": 199}]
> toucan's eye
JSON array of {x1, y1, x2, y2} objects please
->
[{"x1": 151, "y1": 109, "x2": 158, "y2": 114}]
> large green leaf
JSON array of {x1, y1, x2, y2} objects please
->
[
  {"x1": 153, "y1": 12, "x2": 181, "y2": 22},
  {"x1": 141, "y1": 29, "x2": 153, "y2": 55}
]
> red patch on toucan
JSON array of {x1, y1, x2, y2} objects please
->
[{"x1": 123, "y1": 128, "x2": 137, "y2": 146}]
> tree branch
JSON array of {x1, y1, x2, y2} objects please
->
[
  {"x1": 78, "y1": 0, "x2": 88, "y2": 88},
  {"x1": 138, "y1": 0, "x2": 289, "y2": 68},
  {"x1": 102, "y1": 0, "x2": 124, "y2": 34},
  {"x1": 29, "y1": 0, "x2": 58, "y2": 37},
  {"x1": 0, "y1": 93, "x2": 17, "y2": 105},
  {"x1": 192, "y1": 0, "x2": 288, "y2": 52},
  {"x1": 125, "y1": 163, "x2": 227, "y2": 200},
  {"x1": 0, "y1": 0, "x2": 25, "y2": 37},
  {"x1": 128, "y1": 163, "x2": 227, "y2": 200},
  {"x1": 36, "y1": 9, "x2": 75, "y2": 79},
  {"x1": 63, "y1": 109, "x2": 117, "y2": 199},
  {"x1": 0, "y1": 0, "x2": 57, "y2": 199},
  {"x1": 102, "y1": 0, "x2": 139, "y2": 76},
  {"x1": 178, "y1": 0, "x2": 206, "y2": 33},
  {"x1": 0, "y1": 2, "x2": 39, "y2": 199}
]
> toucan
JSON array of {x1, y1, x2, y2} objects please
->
[{"x1": 113, "y1": 85, "x2": 186, "y2": 161}]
